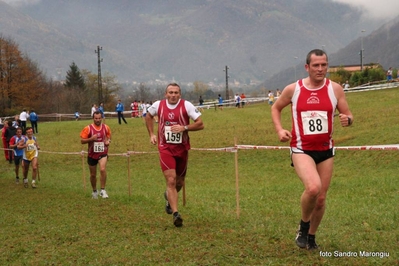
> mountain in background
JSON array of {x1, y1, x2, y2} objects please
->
[
  {"x1": 0, "y1": 0, "x2": 393, "y2": 89},
  {"x1": 265, "y1": 16, "x2": 399, "y2": 89}
]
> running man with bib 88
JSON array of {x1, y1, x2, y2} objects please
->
[{"x1": 271, "y1": 49, "x2": 353, "y2": 250}]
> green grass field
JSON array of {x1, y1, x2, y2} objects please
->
[{"x1": 1, "y1": 88, "x2": 398, "y2": 265}]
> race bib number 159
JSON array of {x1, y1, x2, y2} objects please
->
[{"x1": 164, "y1": 126, "x2": 182, "y2": 144}]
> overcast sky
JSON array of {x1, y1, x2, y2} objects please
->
[
  {"x1": 3, "y1": 0, "x2": 399, "y2": 20},
  {"x1": 332, "y1": 0, "x2": 399, "y2": 19}
]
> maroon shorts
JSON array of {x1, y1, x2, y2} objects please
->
[{"x1": 159, "y1": 149, "x2": 188, "y2": 177}]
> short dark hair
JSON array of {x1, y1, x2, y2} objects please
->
[
  {"x1": 306, "y1": 49, "x2": 328, "y2": 65},
  {"x1": 165, "y1": 83, "x2": 180, "y2": 92},
  {"x1": 92, "y1": 111, "x2": 101, "y2": 118}
]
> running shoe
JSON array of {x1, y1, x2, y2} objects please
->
[
  {"x1": 307, "y1": 235, "x2": 319, "y2": 251},
  {"x1": 16, "y1": 177, "x2": 19, "y2": 184},
  {"x1": 173, "y1": 212, "x2": 183, "y2": 227},
  {"x1": 92, "y1": 191, "x2": 98, "y2": 199},
  {"x1": 23, "y1": 178, "x2": 28, "y2": 188},
  {"x1": 100, "y1": 189, "x2": 109, "y2": 199},
  {"x1": 164, "y1": 191, "x2": 173, "y2": 215},
  {"x1": 31, "y1": 181, "x2": 36, "y2": 188},
  {"x1": 295, "y1": 224, "x2": 308, "y2": 249}
]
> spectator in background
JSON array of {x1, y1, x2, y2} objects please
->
[
  {"x1": 19, "y1": 109, "x2": 28, "y2": 132},
  {"x1": 141, "y1": 101, "x2": 148, "y2": 122},
  {"x1": 91, "y1": 104, "x2": 98, "y2": 117},
  {"x1": 98, "y1": 102, "x2": 105, "y2": 120},
  {"x1": 12, "y1": 115, "x2": 19, "y2": 128},
  {"x1": 1, "y1": 120, "x2": 9, "y2": 161},
  {"x1": 276, "y1": 89, "x2": 281, "y2": 97},
  {"x1": 29, "y1": 109, "x2": 38, "y2": 134},
  {"x1": 386, "y1": 67, "x2": 393, "y2": 82},
  {"x1": 5, "y1": 120, "x2": 17, "y2": 164},
  {"x1": 133, "y1": 100, "x2": 139, "y2": 118},
  {"x1": 235, "y1": 93, "x2": 241, "y2": 108},
  {"x1": 240, "y1": 93, "x2": 246, "y2": 107},
  {"x1": 198, "y1": 96, "x2": 204, "y2": 111},
  {"x1": 75, "y1": 111, "x2": 80, "y2": 121},
  {"x1": 343, "y1": 80, "x2": 350, "y2": 91},
  {"x1": 138, "y1": 101, "x2": 144, "y2": 118},
  {"x1": 218, "y1": 94, "x2": 223, "y2": 110},
  {"x1": 268, "y1": 90, "x2": 275, "y2": 105},
  {"x1": 116, "y1": 99, "x2": 127, "y2": 124}
]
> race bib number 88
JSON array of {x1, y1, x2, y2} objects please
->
[
  {"x1": 164, "y1": 126, "x2": 182, "y2": 144},
  {"x1": 301, "y1": 111, "x2": 328, "y2": 135}
]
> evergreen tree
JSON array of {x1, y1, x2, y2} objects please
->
[
  {"x1": 65, "y1": 62, "x2": 85, "y2": 89},
  {"x1": 64, "y1": 62, "x2": 86, "y2": 112}
]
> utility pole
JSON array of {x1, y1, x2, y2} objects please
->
[
  {"x1": 224, "y1": 65, "x2": 229, "y2": 101},
  {"x1": 95, "y1": 45, "x2": 103, "y2": 103},
  {"x1": 360, "y1": 30, "x2": 366, "y2": 71}
]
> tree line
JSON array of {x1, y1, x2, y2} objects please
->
[{"x1": 0, "y1": 36, "x2": 229, "y2": 118}]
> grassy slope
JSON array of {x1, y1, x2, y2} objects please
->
[{"x1": 1, "y1": 89, "x2": 398, "y2": 265}]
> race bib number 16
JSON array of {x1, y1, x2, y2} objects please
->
[
  {"x1": 301, "y1": 111, "x2": 328, "y2": 135},
  {"x1": 94, "y1": 142, "x2": 105, "y2": 152}
]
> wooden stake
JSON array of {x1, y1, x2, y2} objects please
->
[
  {"x1": 37, "y1": 161, "x2": 40, "y2": 181},
  {"x1": 127, "y1": 151, "x2": 131, "y2": 197},
  {"x1": 183, "y1": 183, "x2": 186, "y2": 206},
  {"x1": 81, "y1": 150, "x2": 86, "y2": 191},
  {"x1": 234, "y1": 137, "x2": 240, "y2": 219}
]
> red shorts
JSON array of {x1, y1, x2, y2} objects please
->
[{"x1": 159, "y1": 149, "x2": 188, "y2": 177}]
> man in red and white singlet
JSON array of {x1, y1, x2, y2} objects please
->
[
  {"x1": 290, "y1": 78, "x2": 336, "y2": 151},
  {"x1": 80, "y1": 111, "x2": 111, "y2": 199},
  {"x1": 272, "y1": 49, "x2": 353, "y2": 250},
  {"x1": 146, "y1": 83, "x2": 204, "y2": 227}
]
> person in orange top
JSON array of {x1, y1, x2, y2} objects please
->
[
  {"x1": 80, "y1": 111, "x2": 111, "y2": 199},
  {"x1": 240, "y1": 93, "x2": 246, "y2": 107}
]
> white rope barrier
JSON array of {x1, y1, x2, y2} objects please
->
[
  {"x1": 236, "y1": 145, "x2": 290, "y2": 150},
  {"x1": 2, "y1": 143, "x2": 399, "y2": 156},
  {"x1": 191, "y1": 146, "x2": 237, "y2": 152},
  {"x1": 235, "y1": 144, "x2": 399, "y2": 151},
  {"x1": 335, "y1": 144, "x2": 399, "y2": 150}
]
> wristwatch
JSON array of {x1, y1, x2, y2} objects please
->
[{"x1": 184, "y1": 125, "x2": 188, "y2": 131}]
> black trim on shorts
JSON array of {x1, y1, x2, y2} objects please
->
[
  {"x1": 291, "y1": 148, "x2": 335, "y2": 167},
  {"x1": 87, "y1": 154, "x2": 108, "y2": 166}
]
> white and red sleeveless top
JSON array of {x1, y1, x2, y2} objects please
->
[
  {"x1": 88, "y1": 124, "x2": 108, "y2": 159},
  {"x1": 157, "y1": 99, "x2": 190, "y2": 152},
  {"x1": 290, "y1": 79, "x2": 337, "y2": 151}
]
